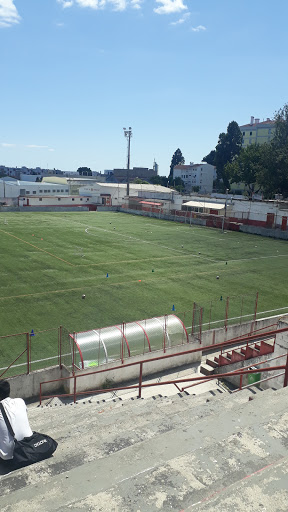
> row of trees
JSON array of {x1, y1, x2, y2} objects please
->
[{"x1": 203, "y1": 103, "x2": 288, "y2": 198}]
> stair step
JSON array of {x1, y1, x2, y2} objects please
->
[
  {"x1": 200, "y1": 364, "x2": 215, "y2": 376},
  {"x1": 206, "y1": 358, "x2": 218, "y2": 368}
]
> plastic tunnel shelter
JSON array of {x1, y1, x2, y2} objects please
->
[{"x1": 70, "y1": 315, "x2": 189, "y2": 369}]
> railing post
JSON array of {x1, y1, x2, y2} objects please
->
[
  {"x1": 284, "y1": 354, "x2": 288, "y2": 388},
  {"x1": 225, "y1": 296, "x2": 229, "y2": 332},
  {"x1": 72, "y1": 332, "x2": 76, "y2": 376},
  {"x1": 199, "y1": 307, "x2": 203, "y2": 344},
  {"x1": 26, "y1": 332, "x2": 30, "y2": 374},
  {"x1": 192, "y1": 303, "x2": 196, "y2": 336},
  {"x1": 138, "y1": 362, "x2": 143, "y2": 398},
  {"x1": 59, "y1": 325, "x2": 62, "y2": 369},
  {"x1": 73, "y1": 375, "x2": 77, "y2": 403},
  {"x1": 239, "y1": 373, "x2": 243, "y2": 390},
  {"x1": 39, "y1": 383, "x2": 42, "y2": 406}
]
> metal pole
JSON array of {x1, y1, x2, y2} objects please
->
[
  {"x1": 284, "y1": 354, "x2": 288, "y2": 388},
  {"x1": 123, "y1": 127, "x2": 132, "y2": 197},
  {"x1": 73, "y1": 376, "x2": 77, "y2": 403},
  {"x1": 138, "y1": 362, "x2": 143, "y2": 398},
  {"x1": 239, "y1": 373, "x2": 243, "y2": 390},
  {"x1": 225, "y1": 296, "x2": 230, "y2": 332}
]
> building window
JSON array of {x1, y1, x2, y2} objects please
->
[
  {"x1": 250, "y1": 131, "x2": 252, "y2": 136},
  {"x1": 39, "y1": 198, "x2": 42, "y2": 201},
  {"x1": 57, "y1": 189, "x2": 60, "y2": 192},
  {"x1": 58, "y1": 198, "x2": 61, "y2": 201},
  {"x1": 39, "y1": 189, "x2": 43, "y2": 193},
  {"x1": 33, "y1": 191, "x2": 36, "y2": 194},
  {"x1": 60, "y1": 189, "x2": 64, "y2": 192},
  {"x1": 72, "y1": 198, "x2": 75, "y2": 201},
  {"x1": 80, "y1": 198, "x2": 83, "y2": 201},
  {"x1": 65, "y1": 189, "x2": 68, "y2": 192},
  {"x1": 26, "y1": 191, "x2": 30, "y2": 194},
  {"x1": 243, "y1": 132, "x2": 245, "y2": 136}
]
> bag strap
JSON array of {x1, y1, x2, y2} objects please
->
[{"x1": 0, "y1": 402, "x2": 15, "y2": 438}]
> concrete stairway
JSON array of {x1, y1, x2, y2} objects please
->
[
  {"x1": 201, "y1": 338, "x2": 275, "y2": 375},
  {"x1": 0, "y1": 385, "x2": 287, "y2": 511}
]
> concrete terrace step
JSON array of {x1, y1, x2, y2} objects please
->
[
  {"x1": 1, "y1": 387, "x2": 275, "y2": 488},
  {"x1": 0, "y1": 386, "x2": 287, "y2": 511}
]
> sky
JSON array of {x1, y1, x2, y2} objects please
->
[{"x1": 0, "y1": 1, "x2": 288, "y2": 175}]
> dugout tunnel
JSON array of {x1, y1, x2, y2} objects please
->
[{"x1": 69, "y1": 315, "x2": 189, "y2": 369}]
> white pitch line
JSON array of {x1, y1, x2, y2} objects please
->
[{"x1": 85, "y1": 227, "x2": 217, "y2": 261}]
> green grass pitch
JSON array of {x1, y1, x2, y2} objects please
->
[{"x1": 0, "y1": 210, "x2": 288, "y2": 370}]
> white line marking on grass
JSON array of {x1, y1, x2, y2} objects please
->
[
  {"x1": 85, "y1": 227, "x2": 217, "y2": 261},
  {"x1": 228, "y1": 254, "x2": 288, "y2": 263}
]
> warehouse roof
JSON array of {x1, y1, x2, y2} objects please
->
[{"x1": 183, "y1": 200, "x2": 225, "y2": 210}]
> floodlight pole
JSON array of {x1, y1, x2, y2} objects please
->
[{"x1": 123, "y1": 127, "x2": 132, "y2": 197}]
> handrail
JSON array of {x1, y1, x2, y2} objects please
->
[
  {"x1": 40, "y1": 363, "x2": 288, "y2": 405},
  {"x1": 182, "y1": 352, "x2": 288, "y2": 392},
  {"x1": 0, "y1": 348, "x2": 28, "y2": 379},
  {"x1": 39, "y1": 327, "x2": 288, "y2": 404}
]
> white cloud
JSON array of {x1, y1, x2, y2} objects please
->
[
  {"x1": 57, "y1": 0, "x2": 143, "y2": 11},
  {"x1": 1, "y1": 142, "x2": 16, "y2": 147},
  {"x1": 57, "y1": 0, "x2": 73, "y2": 8},
  {"x1": 131, "y1": 0, "x2": 142, "y2": 9},
  {"x1": 170, "y1": 11, "x2": 190, "y2": 25},
  {"x1": 154, "y1": 0, "x2": 187, "y2": 15},
  {"x1": 191, "y1": 24, "x2": 206, "y2": 32},
  {"x1": 0, "y1": 0, "x2": 21, "y2": 28}
]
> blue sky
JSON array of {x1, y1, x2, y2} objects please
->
[{"x1": 0, "y1": 1, "x2": 287, "y2": 175}]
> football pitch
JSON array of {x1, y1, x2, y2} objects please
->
[{"x1": 0, "y1": 210, "x2": 288, "y2": 341}]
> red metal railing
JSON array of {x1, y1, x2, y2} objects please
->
[{"x1": 39, "y1": 328, "x2": 288, "y2": 404}]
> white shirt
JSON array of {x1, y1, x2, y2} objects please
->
[{"x1": 0, "y1": 397, "x2": 33, "y2": 460}]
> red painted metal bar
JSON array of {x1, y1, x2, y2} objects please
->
[
  {"x1": 0, "y1": 348, "x2": 28, "y2": 379},
  {"x1": 115, "y1": 324, "x2": 131, "y2": 357},
  {"x1": 192, "y1": 302, "x2": 196, "y2": 336},
  {"x1": 138, "y1": 362, "x2": 143, "y2": 398},
  {"x1": 40, "y1": 363, "x2": 287, "y2": 403},
  {"x1": 225, "y1": 296, "x2": 229, "y2": 332},
  {"x1": 41, "y1": 327, "x2": 288, "y2": 388},
  {"x1": 239, "y1": 374, "x2": 243, "y2": 390},
  {"x1": 135, "y1": 321, "x2": 151, "y2": 352},
  {"x1": 199, "y1": 307, "x2": 203, "y2": 343},
  {"x1": 233, "y1": 372, "x2": 285, "y2": 393},
  {"x1": 182, "y1": 352, "x2": 288, "y2": 392},
  {"x1": 284, "y1": 354, "x2": 288, "y2": 388}
]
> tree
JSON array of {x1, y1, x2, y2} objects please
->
[
  {"x1": 133, "y1": 178, "x2": 149, "y2": 184},
  {"x1": 214, "y1": 121, "x2": 243, "y2": 190},
  {"x1": 171, "y1": 176, "x2": 185, "y2": 193},
  {"x1": 203, "y1": 149, "x2": 216, "y2": 166},
  {"x1": 225, "y1": 144, "x2": 264, "y2": 199},
  {"x1": 77, "y1": 167, "x2": 92, "y2": 176},
  {"x1": 150, "y1": 175, "x2": 169, "y2": 187},
  {"x1": 203, "y1": 121, "x2": 242, "y2": 191},
  {"x1": 169, "y1": 148, "x2": 185, "y2": 179}
]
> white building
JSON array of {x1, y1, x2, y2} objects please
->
[
  {"x1": 0, "y1": 180, "x2": 69, "y2": 199},
  {"x1": 173, "y1": 163, "x2": 215, "y2": 194},
  {"x1": 79, "y1": 182, "x2": 177, "y2": 207}
]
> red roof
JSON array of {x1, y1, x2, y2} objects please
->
[
  {"x1": 139, "y1": 201, "x2": 162, "y2": 206},
  {"x1": 240, "y1": 120, "x2": 275, "y2": 128}
]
